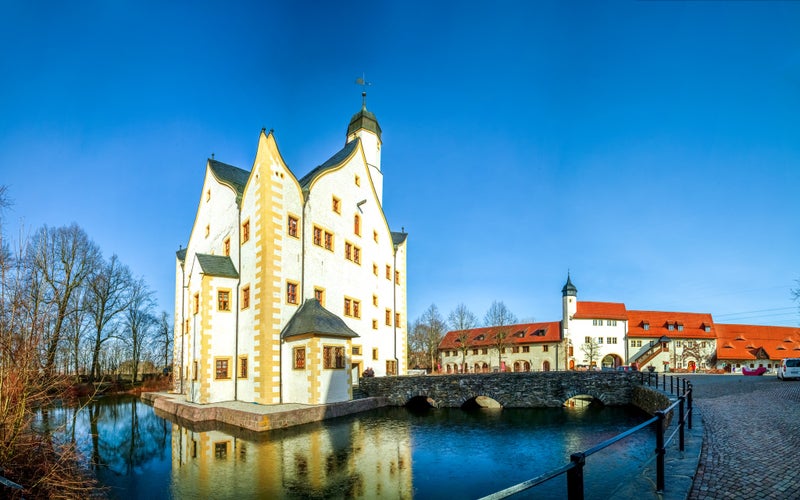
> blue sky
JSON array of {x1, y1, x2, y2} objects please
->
[{"x1": 2, "y1": 1, "x2": 799, "y2": 327}]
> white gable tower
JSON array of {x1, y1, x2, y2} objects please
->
[{"x1": 346, "y1": 92, "x2": 383, "y2": 203}]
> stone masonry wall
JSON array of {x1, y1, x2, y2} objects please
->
[{"x1": 359, "y1": 371, "x2": 643, "y2": 408}]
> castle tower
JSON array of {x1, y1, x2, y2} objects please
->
[
  {"x1": 346, "y1": 92, "x2": 383, "y2": 203},
  {"x1": 561, "y1": 273, "x2": 578, "y2": 331}
]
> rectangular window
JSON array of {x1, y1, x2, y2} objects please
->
[
  {"x1": 372, "y1": 319, "x2": 378, "y2": 330},
  {"x1": 372, "y1": 294, "x2": 378, "y2": 306},
  {"x1": 373, "y1": 263, "x2": 378, "y2": 276},
  {"x1": 386, "y1": 360, "x2": 397, "y2": 376},
  {"x1": 242, "y1": 220, "x2": 250, "y2": 243},
  {"x1": 241, "y1": 286, "x2": 250, "y2": 309},
  {"x1": 313, "y1": 226, "x2": 322, "y2": 246},
  {"x1": 354, "y1": 214, "x2": 361, "y2": 236},
  {"x1": 543, "y1": 345, "x2": 549, "y2": 352},
  {"x1": 352, "y1": 346, "x2": 361, "y2": 356},
  {"x1": 395, "y1": 271, "x2": 401, "y2": 285},
  {"x1": 522, "y1": 346, "x2": 530, "y2": 353},
  {"x1": 192, "y1": 361, "x2": 198, "y2": 381},
  {"x1": 668, "y1": 324, "x2": 674, "y2": 331},
  {"x1": 218, "y1": 291, "x2": 230, "y2": 311},
  {"x1": 314, "y1": 287, "x2": 325, "y2": 306},
  {"x1": 288, "y1": 215, "x2": 299, "y2": 238},
  {"x1": 481, "y1": 348, "x2": 488, "y2": 355},
  {"x1": 385, "y1": 309, "x2": 392, "y2": 326},
  {"x1": 324, "y1": 346, "x2": 345, "y2": 369},
  {"x1": 215, "y1": 358, "x2": 230, "y2": 379},
  {"x1": 372, "y1": 347, "x2": 379, "y2": 361},
  {"x1": 631, "y1": 340, "x2": 642, "y2": 348},
  {"x1": 643, "y1": 323, "x2": 650, "y2": 331},
  {"x1": 215, "y1": 442, "x2": 228, "y2": 460},
  {"x1": 608, "y1": 337, "x2": 617, "y2": 344},
  {"x1": 193, "y1": 293, "x2": 199, "y2": 315},
  {"x1": 239, "y1": 356, "x2": 248, "y2": 378},
  {"x1": 344, "y1": 297, "x2": 361, "y2": 318},
  {"x1": 472, "y1": 349, "x2": 479, "y2": 355},
  {"x1": 332, "y1": 196, "x2": 341, "y2": 214},
  {"x1": 678, "y1": 324, "x2": 684, "y2": 332},
  {"x1": 593, "y1": 319, "x2": 601, "y2": 326},
  {"x1": 395, "y1": 312, "x2": 401, "y2": 326},
  {"x1": 286, "y1": 282, "x2": 298, "y2": 305},
  {"x1": 205, "y1": 224, "x2": 210, "y2": 237},
  {"x1": 385, "y1": 265, "x2": 391, "y2": 280},
  {"x1": 293, "y1": 347, "x2": 305, "y2": 369},
  {"x1": 353, "y1": 246, "x2": 360, "y2": 264},
  {"x1": 345, "y1": 242, "x2": 352, "y2": 261},
  {"x1": 324, "y1": 231, "x2": 333, "y2": 251},
  {"x1": 597, "y1": 337, "x2": 603, "y2": 344},
  {"x1": 223, "y1": 237, "x2": 231, "y2": 256},
  {"x1": 585, "y1": 336, "x2": 591, "y2": 343},
  {"x1": 373, "y1": 230, "x2": 378, "y2": 243},
  {"x1": 512, "y1": 346, "x2": 520, "y2": 353},
  {"x1": 355, "y1": 174, "x2": 360, "y2": 186}
]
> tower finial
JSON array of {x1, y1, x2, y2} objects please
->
[{"x1": 355, "y1": 73, "x2": 372, "y2": 109}]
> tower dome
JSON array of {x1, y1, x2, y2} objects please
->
[
  {"x1": 562, "y1": 274, "x2": 578, "y2": 297},
  {"x1": 346, "y1": 92, "x2": 382, "y2": 141}
]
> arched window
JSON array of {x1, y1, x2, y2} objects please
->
[
  {"x1": 482, "y1": 362, "x2": 489, "y2": 373},
  {"x1": 513, "y1": 361, "x2": 521, "y2": 372},
  {"x1": 523, "y1": 361, "x2": 531, "y2": 372},
  {"x1": 542, "y1": 360, "x2": 551, "y2": 372},
  {"x1": 474, "y1": 363, "x2": 481, "y2": 373}
]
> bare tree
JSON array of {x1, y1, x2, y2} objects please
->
[
  {"x1": 484, "y1": 301, "x2": 517, "y2": 371},
  {"x1": 126, "y1": 277, "x2": 156, "y2": 383},
  {"x1": 85, "y1": 254, "x2": 133, "y2": 382},
  {"x1": 408, "y1": 304, "x2": 447, "y2": 373},
  {"x1": 154, "y1": 311, "x2": 173, "y2": 373},
  {"x1": 28, "y1": 224, "x2": 100, "y2": 376},
  {"x1": 448, "y1": 303, "x2": 477, "y2": 373},
  {"x1": 581, "y1": 338, "x2": 601, "y2": 368}
]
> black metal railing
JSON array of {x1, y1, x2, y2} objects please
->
[{"x1": 479, "y1": 374, "x2": 693, "y2": 500}]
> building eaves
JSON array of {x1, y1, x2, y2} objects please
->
[
  {"x1": 281, "y1": 299, "x2": 359, "y2": 340},
  {"x1": 209, "y1": 159, "x2": 250, "y2": 200},
  {"x1": 195, "y1": 253, "x2": 239, "y2": 279},
  {"x1": 298, "y1": 139, "x2": 359, "y2": 190}
]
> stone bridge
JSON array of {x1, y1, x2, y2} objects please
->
[{"x1": 359, "y1": 371, "x2": 646, "y2": 408}]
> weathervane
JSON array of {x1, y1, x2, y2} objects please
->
[{"x1": 355, "y1": 73, "x2": 372, "y2": 107}]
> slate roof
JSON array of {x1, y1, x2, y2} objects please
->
[
  {"x1": 298, "y1": 139, "x2": 359, "y2": 189},
  {"x1": 438, "y1": 321, "x2": 562, "y2": 350},
  {"x1": 627, "y1": 310, "x2": 716, "y2": 339},
  {"x1": 209, "y1": 159, "x2": 250, "y2": 199},
  {"x1": 347, "y1": 104, "x2": 382, "y2": 141},
  {"x1": 391, "y1": 232, "x2": 408, "y2": 246},
  {"x1": 281, "y1": 299, "x2": 359, "y2": 340},
  {"x1": 715, "y1": 323, "x2": 800, "y2": 361},
  {"x1": 195, "y1": 254, "x2": 239, "y2": 278},
  {"x1": 573, "y1": 301, "x2": 628, "y2": 320}
]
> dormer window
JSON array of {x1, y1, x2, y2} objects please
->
[
  {"x1": 667, "y1": 323, "x2": 675, "y2": 332},
  {"x1": 703, "y1": 324, "x2": 711, "y2": 333},
  {"x1": 515, "y1": 330, "x2": 525, "y2": 338},
  {"x1": 677, "y1": 323, "x2": 684, "y2": 332},
  {"x1": 475, "y1": 334, "x2": 485, "y2": 341},
  {"x1": 643, "y1": 322, "x2": 650, "y2": 331}
]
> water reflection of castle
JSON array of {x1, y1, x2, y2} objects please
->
[{"x1": 169, "y1": 418, "x2": 413, "y2": 498}]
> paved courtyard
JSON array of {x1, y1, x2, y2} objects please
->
[{"x1": 684, "y1": 374, "x2": 800, "y2": 499}]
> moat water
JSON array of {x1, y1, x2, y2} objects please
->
[{"x1": 37, "y1": 395, "x2": 653, "y2": 499}]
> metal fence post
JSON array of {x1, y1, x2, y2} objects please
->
[
  {"x1": 687, "y1": 383, "x2": 693, "y2": 429},
  {"x1": 655, "y1": 410, "x2": 666, "y2": 493},
  {"x1": 679, "y1": 395, "x2": 685, "y2": 451},
  {"x1": 567, "y1": 452, "x2": 585, "y2": 500}
]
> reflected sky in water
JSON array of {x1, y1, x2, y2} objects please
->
[{"x1": 39, "y1": 396, "x2": 652, "y2": 499}]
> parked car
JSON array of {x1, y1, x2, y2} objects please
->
[
  {"x1": 777, "y1": 358, "x2": 800, "y2": 380},
  {"x1": 616, "y1": 365, "x2": 638, "y2": 372}
]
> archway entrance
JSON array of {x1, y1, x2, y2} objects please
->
[
  {"x1": 601, "y1": 354, "x2": 623, "y2": 369},
  {"x1": 542, "y1": 360, "x2": 551, "y2": 372}
]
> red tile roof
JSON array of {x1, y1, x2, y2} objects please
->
[
  {"x1": 715, "y1": 323, "x2": 800, "y2": 361},
  {"x1": 438, "y1": 321, "x2": 561, "y2": 350},
  {"x1": 627, "y1": 310, "x2": 716, "y2": 339},
  {"x1": 573, "y1": 301, "x2": 628, "y2": 320}
]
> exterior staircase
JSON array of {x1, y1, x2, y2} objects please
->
[{"x1": 633, "y1": 343, "x2": 668, "y2": 367}]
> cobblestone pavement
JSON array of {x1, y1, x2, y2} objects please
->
[{"x1": 683, "y1": 374, "x2": 800, "y2": 499}]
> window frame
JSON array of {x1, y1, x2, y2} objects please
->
[
  {"x1": 286, "y1": 281, "x2": 299, "y2": 305},
  {"x1": 217, "y1": 290, "x2": 231, "y2": 311},
  {"x1": 214, "y1": 357, "x2": 231, "y2": 380}
]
